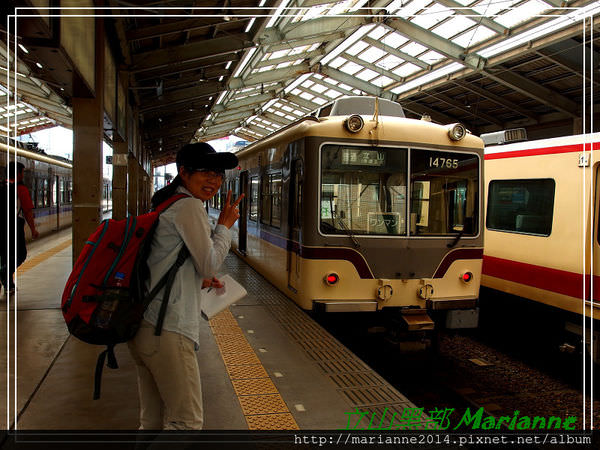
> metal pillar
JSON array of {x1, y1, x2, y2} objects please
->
[
  {"x1": 72, "y1": 17, "x2": 104, "y2": 261},
  {"x1": 128, "y1": 153, "x2": 138, "y2": 216},
  {"x1": 112, "y1": 140, "x2": 128, "y2": 220}
]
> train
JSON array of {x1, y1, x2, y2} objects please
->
[
  {"x1": 481, "y1": 131, "x2": 600, "y2": 360},
  {"x1": 208, "y1": 96, "x2": 485, "y2": 332},
  {"x1": 1, "y1": 137, "x2": 112, "y2": 240}
]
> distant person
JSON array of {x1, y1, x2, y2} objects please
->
[
  {"x1": 0, "y1": 161, "x2": 39, "y2": 296},
  {"x1": 128, "y1": 142, "x2": 243, "y2": 430}
]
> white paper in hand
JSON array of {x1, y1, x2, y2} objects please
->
[{"x1": 200, "y1": 274, "x2": 247, "y2": 320}]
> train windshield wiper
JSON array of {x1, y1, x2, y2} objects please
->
[
  {"x1": 447, "y1": 227, "x2": 465, "y2": 248},
  {"x1": 332, "y1": 208, "x2": 361, "y2": 250}
]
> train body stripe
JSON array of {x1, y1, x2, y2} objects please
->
[
  {"x1": 433, "y1": 248, "x2": 483, "y2": 278},
  {"x1": 485, "y1": 142, "x2": 600, "y2": 160},
  {"x1": 482, "y1": 255, "x2": 600, "y2": 301}
]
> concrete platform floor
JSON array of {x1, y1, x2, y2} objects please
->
[{"x1": 0, "y1": 229, "x2": 421, "y2": 435}]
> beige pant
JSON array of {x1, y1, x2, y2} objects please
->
[{"x1": 128, "y1": 320, "x2": 204, "y2": 430}]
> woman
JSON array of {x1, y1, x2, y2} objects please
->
[{"x1": 128, "y1": 142, "x2": 243, "y2": 430}]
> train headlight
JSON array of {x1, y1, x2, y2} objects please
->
[
  {"x1": 461, "y1": 272, "x2": 473, "y2": 283},
  {"x1": 344, "y1": 115, "x2": 364, "y2": 133},
  {"x1": 324, "y1": 273, "x2": 339, "y2": 286},
  {"x1": 447, "y1": 123, "x2": 467, "y2": 141}
]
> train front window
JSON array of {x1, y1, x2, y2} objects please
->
[
  {"x1": 320, "y1": 145, "x2": 408, "y2": 236},
  {"x1": 410, "y1": 150, "x2": 479, "y2": 236}
]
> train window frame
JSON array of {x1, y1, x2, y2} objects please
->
[
  {"x1": 259, "y1": 171, "x2": 282, "y2": 229},
  {"x1": 318, "y1": 142, "x2": 482, "y2": 239},
  {"x1": 249, "y1": 176, "x2": 259, "y2": 222},
  {"x1": 486, "y1": 178, "x2": 555, "y2": 237}
]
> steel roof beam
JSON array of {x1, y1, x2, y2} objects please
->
[
  {"x1": 229, "y1": 63, "x2": 311, "y2": 89},
  {"x1": 452, "y1": 80, "x2": 539, "y2": 121},
  {"x1": 285, "y1": 93, "x2": 319, "y2": 111},
  {"x1": 130, "y1": 33, "x2": 254, "y2": 73},
  {"x1": 262, "y1": 15, "x2": 367, "y2": 46},
  {"x1": 134, "y1": 53, "x2": 239, "y2": 82},
  {"x1": 262, "y1": 111, "x2": 291, "y2": 126},
  {"x1": 266, "y1": 32, "x2": 346, "y2": 53},
  {"x1": 310, "y1": 77, "x2": 359, "y2": 98},
  {"x1": 384, "y1": 17, "x2": 486, "y2": 70},
  {"x1": 434, "y1": 0, "x2": 508, "y2": 35},
  {"x1": 483, "y1": 67, "x2": 579, "y2": 117},
  {"x1": 320, "y1": 66, "x2": 397, "y2": 100},
  {"x1": 126, "y1": 17, "x2": 237, "y2": 42},
  {"x1": 402, "y1": 101, "x2": 466, "y2": 127},
  {"x1": 213, "y1": 106, "x2": 258, "y2": 122},
  {"x1": 138, "y1": 82, "x2": 222, "y2": 112},
  {"x1": 423, "y1": 91, "x2": 503, "y2": 126},
  {"x1": 340, "y1": 52, "x2": 404, "y2": 83},
  {"x1": 214, "y1": 92, "x2": 278, "y2": 112},
  {"x1": 256, "y1": 49, "x2": 325, "y2": 68},
  {"x1": 362, "y1": 36, "x2": 430, "y2": 70}
]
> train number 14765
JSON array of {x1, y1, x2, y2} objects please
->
[{"x1": 429, "y1": 157, "x2": 458, "y2": 169}]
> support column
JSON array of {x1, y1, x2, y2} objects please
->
[
  {"x1": 138, "y1": 162, "x2": 147, "y2": 213},
  {"x1": 128, "y1": 153, "x2": 138, "y2": 216},
  {"x1": 112, "y1": 140, "x2": 128, "y2": 220},
  {"x1": 72, "y1": 17, "x2": 104, "y2": 261}
]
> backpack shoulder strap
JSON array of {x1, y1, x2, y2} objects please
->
[{"x1": 154, "y1": 193, "x2": 190, "y2": 214}]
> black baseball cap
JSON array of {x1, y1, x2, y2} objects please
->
[{"x1": 176, "y1": 142, "x2": 238, "y2": 171}]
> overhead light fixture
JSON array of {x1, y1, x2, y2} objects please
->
[
  {"x1": 232, "y1": 47, "x2": 257, "y2": 78},
  {"x1": 245, "y1": 18, "x2": 256, "y2": 33},
  {"x1": 225, "y1": 61, "x2": 232, "y2": 70},
  {"x1": 216, "y1": 91, "x2": 227, "y2": 105},
  {"x1": 35, "y1": 62, "x2": 43, "y2": 69},
  {"x1": 18, "y1": 44, "x2": 29, "y2": 54},
  {"x1": 219, "y1": 75, "x2": 224, "y2": 82}
]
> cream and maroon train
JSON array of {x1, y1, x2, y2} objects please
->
[
  {"x1": 482, "y1": 131, "x2": 600, "y2": 354},
  {"x1": 210, "y1": 97, "x2": 484, "y2": 330}
]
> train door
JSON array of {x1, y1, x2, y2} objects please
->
[
  {"x1": 287, "y1": 160, "x2": 303, "y2": 293},
  {"x1": 238, "y1": 171, "x2": 249, "y2": 254},
  {"x1": 55, "y1": 175, "x2": 60, "y2": 230}
]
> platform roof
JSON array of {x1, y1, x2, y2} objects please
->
[{"x1": 2, "y1": 1, "x2": 599, "y2": 165}]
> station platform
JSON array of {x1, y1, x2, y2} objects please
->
[{"x1": 0, "y1": 230, "x2": 423, "y2": 434}]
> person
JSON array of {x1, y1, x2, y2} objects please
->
[
  {"x1": 128, "y1": 142, "x2": 243, "y2": 430},
  {"x1": 0, "y1": 161, "x2": 39, "y2": 296}
]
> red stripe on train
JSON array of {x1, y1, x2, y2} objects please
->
[
  {"x1": 482, "y1": 255, "x2": 600, "y2": 300},
  {"x1": 485, "y1": 142, "x2": 600, "y2": 160}
]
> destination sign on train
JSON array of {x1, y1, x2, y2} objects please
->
[{"x1": 341, "y1": 148, "x2": 385, "y2": 166}]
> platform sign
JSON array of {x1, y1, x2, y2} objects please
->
[{"x1": 367, "y1": 212, "x2": 401, "y2": 234}]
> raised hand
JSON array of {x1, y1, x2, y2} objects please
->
[{"x1": 217, "y1": 190, "x2": 244, "y2": 229}]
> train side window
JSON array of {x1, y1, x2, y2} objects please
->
[
  {"x1": 486, "y1": 179, "x2": 555, "y2": 236},
  {"x1": 260, "y1": 175, "x2": 271, "y2": 226},
  {"x1": 271, "y1": 172, "x2": 282, "y2": 228},
  {"x1": 250, "y1": 177, "x2": 259, "y2": 221}
]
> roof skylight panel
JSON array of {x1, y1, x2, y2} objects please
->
[
  {"x1": 324, "y1": 89, "x2": 343, "y2": 99},
  {"x1": 378, "y1": 55, "x2": 405, "y2": 70},
  {"x1": 289, "y1": 45, "x2": 311, "y2": 56},
  {"x1": 291, "y1": 88, "x2": 303, "y2": 96},
  {"x1": 329, "y1": 56, "x2": 346, "y2": 69},
  {"x1": 313, "y1": 97, "x2": 328, "y2": 105},
  {"x1": 338, "y1": 83, "x2": 353, "y2": 91},
  {"x1": 270, "y1": 49, "x2": 291, "y2": 60},
  {"x1": 401, "y1": 42, "x2": 429, "y2": 57},
  {"x1": 452, "y1": 25, "x2": 496, "y2": 48},
  {"x1": 495, "y1": 0, "x2": 551, "y2": 28},
  {"x1": 276, "y1": 61, "x2": 295, "y2": 69},
  {"x1": 472, "y1": 0, "x2": 519, "y2": 17},
  {"x1": 368, "y1": 26, "x2": 387, "y2": 40},
  {"x1": 358, "y1": 46, "x2": 387, "y2": 64},
  {"x1": 257, "y1": 66, "x2": 273, "y2": 73},
  {"x1": 340, "y1": 61, "x2": 364, "y2": 75},
  {"x1": 393, "y1": 62, "x2": 422, "y2": 77},
  {"x1": 281, "y1": 105, "x2": 293, "y2": 113},
  {"x1": 301, "y1": 79, "x2": 315, "y2": 89},
  {"x1": 432, "y1": 15, "x2": 476, "y2": 39},
  {"x1": 390, "y1": 0, "x2": 431, "y2": 18},
  {"x1": 346, "y1": 41, "x2": 369, "y2": 56},
  {"x1": 419, "y1": 50, "x2": 444, "y2": 64},
  {"x1": 452, "y1": 0, "x2": 477, "y2": 5},
  {"x1": 311, "y1": 83, "x2": 328, "y2": 94},
  {"x1": 299, "y1": 91, "x2": 315, "y2": 101},
  {"x1": 371, "y1": 75, "x2": 395, "y2": 87},
  {"x1": 381, "y1": 32, "x2": 409, "y2": 48},
  {"x1": 410, "y1": 3, "x2": 454, "y2": 29},
  {"x1": 355, "y1": 68, "x2": 379, "y2": 81}
]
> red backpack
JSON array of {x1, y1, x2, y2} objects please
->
[{"x1": 61, "y1": 193, "x2": 189, "y2": 399}]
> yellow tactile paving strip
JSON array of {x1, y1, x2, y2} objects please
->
[
  {"x1": 17, "y1": 239, "x2": 72, "y2": 274},
  {"x1": 209, "y1": 309, "x2": 300, "y2": 430}
]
